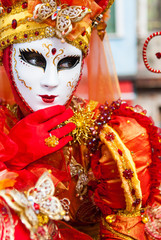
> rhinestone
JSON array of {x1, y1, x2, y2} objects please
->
[
  {"x1": 12, "y1": 19, "x2": 17, "y2": 29},
  {"x1": 22, "y1": 2, "x2": 28, "y2": 9},
  {"x1": 123, "y1": 169, "x2": 134, "y2": 179},
  {"x1": 35, "y1": 31, "x2": 39, "y2": 36},
  {"x1": 118, "y1": 149, "x2": 123, "y2": 156},
  {"x1": 7, "y1": 7, "x2": 12, "y2": 13},
  {"x1": 82, "y1": 31, "x2": 86, "y2": 36}
]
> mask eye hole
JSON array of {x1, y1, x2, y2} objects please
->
[
  {"x1": 57, "y1": 56, "x2": 80, "y2": 71},
  {"x1": 19, "y1": 48, "x2": 47, "y2": 71}
]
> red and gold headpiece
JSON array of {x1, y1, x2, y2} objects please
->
[{"x1": 0, "y1": 0, "x2": 115, "y2": 62}]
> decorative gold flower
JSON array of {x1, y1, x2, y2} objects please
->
[{"x1": 69, "y1": 104, "x2": 96, "y2": 145}]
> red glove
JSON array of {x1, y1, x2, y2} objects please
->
[{"x1": 6, "y1": 105, "x2": 75, "y2": 170}]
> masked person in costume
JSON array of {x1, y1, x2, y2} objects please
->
[{"x1": 0, "y1": 0, "x2": 161, "y2": 239}]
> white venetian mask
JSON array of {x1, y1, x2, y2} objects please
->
[{"x1": 11, "y1": 37, "x2": 83, "y2": 111}]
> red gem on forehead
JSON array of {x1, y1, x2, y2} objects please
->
[
  {"x1": 22, "y1": 2, "x2": 28, "y2": 9},
  {"x1": 12, "y1": 19, "x2": 17, "y2": 29},
  {"x1": 52, "y1": 48, "x2": 57, "y2": 55}
]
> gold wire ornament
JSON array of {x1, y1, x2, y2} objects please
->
[{"x1": 45, "y1": 133, "x2": 59, "y2": 147}]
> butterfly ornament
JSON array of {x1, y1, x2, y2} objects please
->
[
  {"x1": 0, "y1": 171, "x2": 70, "y2": 240},
  {"x1": 32, "y1": 0, "x2": 91, "y2": 37}
]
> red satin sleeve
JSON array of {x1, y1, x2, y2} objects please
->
[{"x1": 92, "y1": 116, "x2": 152, "y2": 211}]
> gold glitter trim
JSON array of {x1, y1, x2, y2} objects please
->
[
  {"x1": 2, "y1": 2, "x2": 27, "y2": 16},
  {"x1": 100, "y1": 124, "x2": 142, "y2": 212},
  {"x1": 102, "y1": 218, "x2": 136, "y2": 240},
  {"x1": 116, "y1": 209, "x2": 143, "y2": 217},
  {"x1": 0, "y1": 17, "x2": 29, "y2": 36}
]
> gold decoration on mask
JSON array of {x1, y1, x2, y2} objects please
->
[
  {"x1": 42, "y1": 43, "x2": 52, "y2": 57},
  {"x1": 53, "y1": 49, "x2": 64, "y2": 65},
  {"x1": 13, "y1": 47, "x2": 32, "y2": 90},
  {"x1": 67, "y1": 81, "x2": 75, "y2": 89}
]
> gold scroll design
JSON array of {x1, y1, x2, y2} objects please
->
[
  {"x1": 53, "y1": 49, "x2": 64, "y2": 66},
  {"x1": 67, "y1": 81, "x2": 75, "y2": 89},
  {"x1": 99, "y1": 124, "x2": 142, "y2": 213},
  {"x1": 42, "y1": 43, "x2": 52, "y2": 57},
  {"x1": 13, "y1": 48, "x2": 32, "y2": 90}
]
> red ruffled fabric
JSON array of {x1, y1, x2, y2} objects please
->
[
  {"x1": 112, "y1": 103, "x2": 161, "y2": 205},
  {"x1": 91, "y1": 116, "x2": 152, "y2": 211},
  {"x1": 100, "y1": 216, "x2": 146, "y2": 240}
]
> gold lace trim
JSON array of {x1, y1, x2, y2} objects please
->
[{"x1": 100, "y1": 124, "x2": 142, "y2": 212}]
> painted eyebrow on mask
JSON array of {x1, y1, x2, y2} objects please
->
[
  {"x1": 19, "y1": 48, "x2": 47, "y2": 71},
  {"x1": 57, "y1": 55, "x2": 81, "y2": 71}
]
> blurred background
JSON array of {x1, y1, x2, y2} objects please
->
[{"x1": 108, "y1": 0, "x2": 161, "y2": 126}]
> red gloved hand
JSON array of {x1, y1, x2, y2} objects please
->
[{"x1": 6, "y1": 105, "x2": 75, "y2": 170}]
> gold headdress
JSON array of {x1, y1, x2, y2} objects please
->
[{"x1": 0, "y1": 0, "x2": 115, "y2": 63}]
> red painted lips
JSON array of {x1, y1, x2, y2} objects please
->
[{"x1": 39, "y1": 95, "x2": 57, "y2": 103}]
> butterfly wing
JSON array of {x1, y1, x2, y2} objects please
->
[
  {"x1": 61, "y1": 6, "x2": 91, "y2": 23},
  {"x1": 31, "y1": 172, "x2": 55, "y2": 203}
]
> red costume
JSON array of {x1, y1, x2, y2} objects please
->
[
  {"x1": 0, "y1": 0, "x2": 161, "y2": 239},
  {"x1": 0, "y1": 97, "x2": 161, "y2": 240}
]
